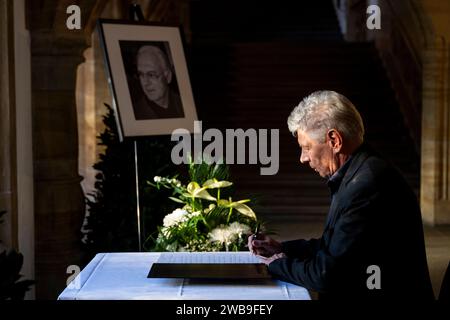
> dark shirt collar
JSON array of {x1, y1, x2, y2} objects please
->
[
  {"x1": 326, "y1": 143, "x2": 366, "y2": 194},
  {"x1": 327, "y1": 156, "x2": 353, "y2": 194}
]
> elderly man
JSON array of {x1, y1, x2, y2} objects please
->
[
  {"x1": 249, "y1": 90, "x2": 434, "y2": 300},
  {"x1": 132, "y1": 45, "x2": 183, "y2": 120}
]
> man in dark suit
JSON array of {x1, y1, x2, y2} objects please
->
[{"x1": 249, "y1": 90, "x2": 434, "y2": 300}]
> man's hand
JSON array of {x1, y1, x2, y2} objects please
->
[
  {"x1": 257, "y1": 252, "x2": 287, "y2": 265},
  {"x1": 247, "y1": 233, "x2": 282, "y2": 257}
]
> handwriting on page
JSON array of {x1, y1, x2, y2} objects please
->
[{"x1": 157, "y1": 252, "x2": 261, "y2": 264}]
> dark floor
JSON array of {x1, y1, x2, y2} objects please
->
[{"x1": 264, "y1": 216, "x2": 450, "y2": 299}]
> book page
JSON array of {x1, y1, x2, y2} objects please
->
[{"x1": 157, "y1": 252, "x2": 262, "y2": 264}]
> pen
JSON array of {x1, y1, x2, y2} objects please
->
[{"x1": 252, "y1": 223, "x2": 260, "y2": 240}]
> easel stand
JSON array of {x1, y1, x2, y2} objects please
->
[
  {"x1": 130, "y1": 3, "x2": 145, "y2": 252},
  {"x1": 133, "y1": 140, "x2": 142, "y2": 252}
]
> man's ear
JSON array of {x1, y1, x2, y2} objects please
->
[
  {"x1": 163, "y1": 69, "x2": 173, "y2": 84},
  {"x1": 326, "y1": 129, "x2": 343, "y2": 152}
]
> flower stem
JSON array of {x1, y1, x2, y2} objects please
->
[{"x1": 201, "y1": 215, "x2": 210, "y2": 229}]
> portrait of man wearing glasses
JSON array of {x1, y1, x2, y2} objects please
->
[{"x1": 130, "y1": 44, "x2": 184, "y2": 120}]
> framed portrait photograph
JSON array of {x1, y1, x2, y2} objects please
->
[{"x1": 97, "y1": 19, "x2": 198, "y2": 140}]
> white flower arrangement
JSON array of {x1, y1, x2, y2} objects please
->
[{"x1": 148, "y1": 162, "x2": 259, "y2": 252}]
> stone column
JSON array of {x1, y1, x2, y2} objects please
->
[
  {"x1": 0, "y1": 0, "x2": 18, "y2": 249},
  {"x1": 30, "y1": 30, "x2": 88, "y2": 298},
  {"x1": 421, "y1": 37, "x2": 450, "y2": 225}
]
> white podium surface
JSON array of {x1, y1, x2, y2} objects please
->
[{"x1": 58, "y1": 252, "x2": 311, "y2": 300}]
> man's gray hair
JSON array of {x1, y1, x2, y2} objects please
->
[
  {"x1": 287, "y1": 90, "x2": 365, "y2": 143},
  {"x1": 136, "y1": 45, "x2": 170, "y2": 71}
]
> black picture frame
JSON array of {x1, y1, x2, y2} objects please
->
[{"x1": 97, "y1": 19, "x2": 198, "y2": 141}]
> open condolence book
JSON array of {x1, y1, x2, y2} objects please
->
[{"x1": 148, "y1": 252, "x2": 271, "y2": 279}]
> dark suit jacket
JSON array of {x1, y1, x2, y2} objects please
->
[
  {"x1": 268, "y1": 144, "x2": 434, "y2": 300},
  {"x1": 132, "y1": 89, "x2": 184, "y2": 120}
]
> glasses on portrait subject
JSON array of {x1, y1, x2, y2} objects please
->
[{"x1": 137, "y1": 71, "x2": 162, "y2": 81}]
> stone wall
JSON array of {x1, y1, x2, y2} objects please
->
[{"x1": 420, "y1": 0, "x2": 450, "y2": 225}]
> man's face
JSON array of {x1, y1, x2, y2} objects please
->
[
  {"x1": 296, "y1": 129, "x2": 334, "y2": 178},
  {"x1": 137, "y1": 55, "x2": 170, "y2": 105}
]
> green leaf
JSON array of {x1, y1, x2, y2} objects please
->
[
  {"x1": 146, "y1": 181, "x2": 157, "y2": 187},
  {"x1": 168, "y1": 197, "x2": 184, "y2": 204},
  {"x1": 235, "y1": 199, "x2": 251, "y2": 204}
]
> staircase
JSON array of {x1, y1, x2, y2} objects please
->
[
  {"x1": 189, "y1": 0, "x2": 420, "y2": 221},
  {"x1": 190, "y1": 0, "x2": 343, "y2": 43}
]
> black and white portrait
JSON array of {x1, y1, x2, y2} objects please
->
[
  {"x1": 120, "y1": 41, "x2": 184, "y2": 120},
  {"x1": 97, "y1": 20, "x2": 198, "y2": 140}
]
